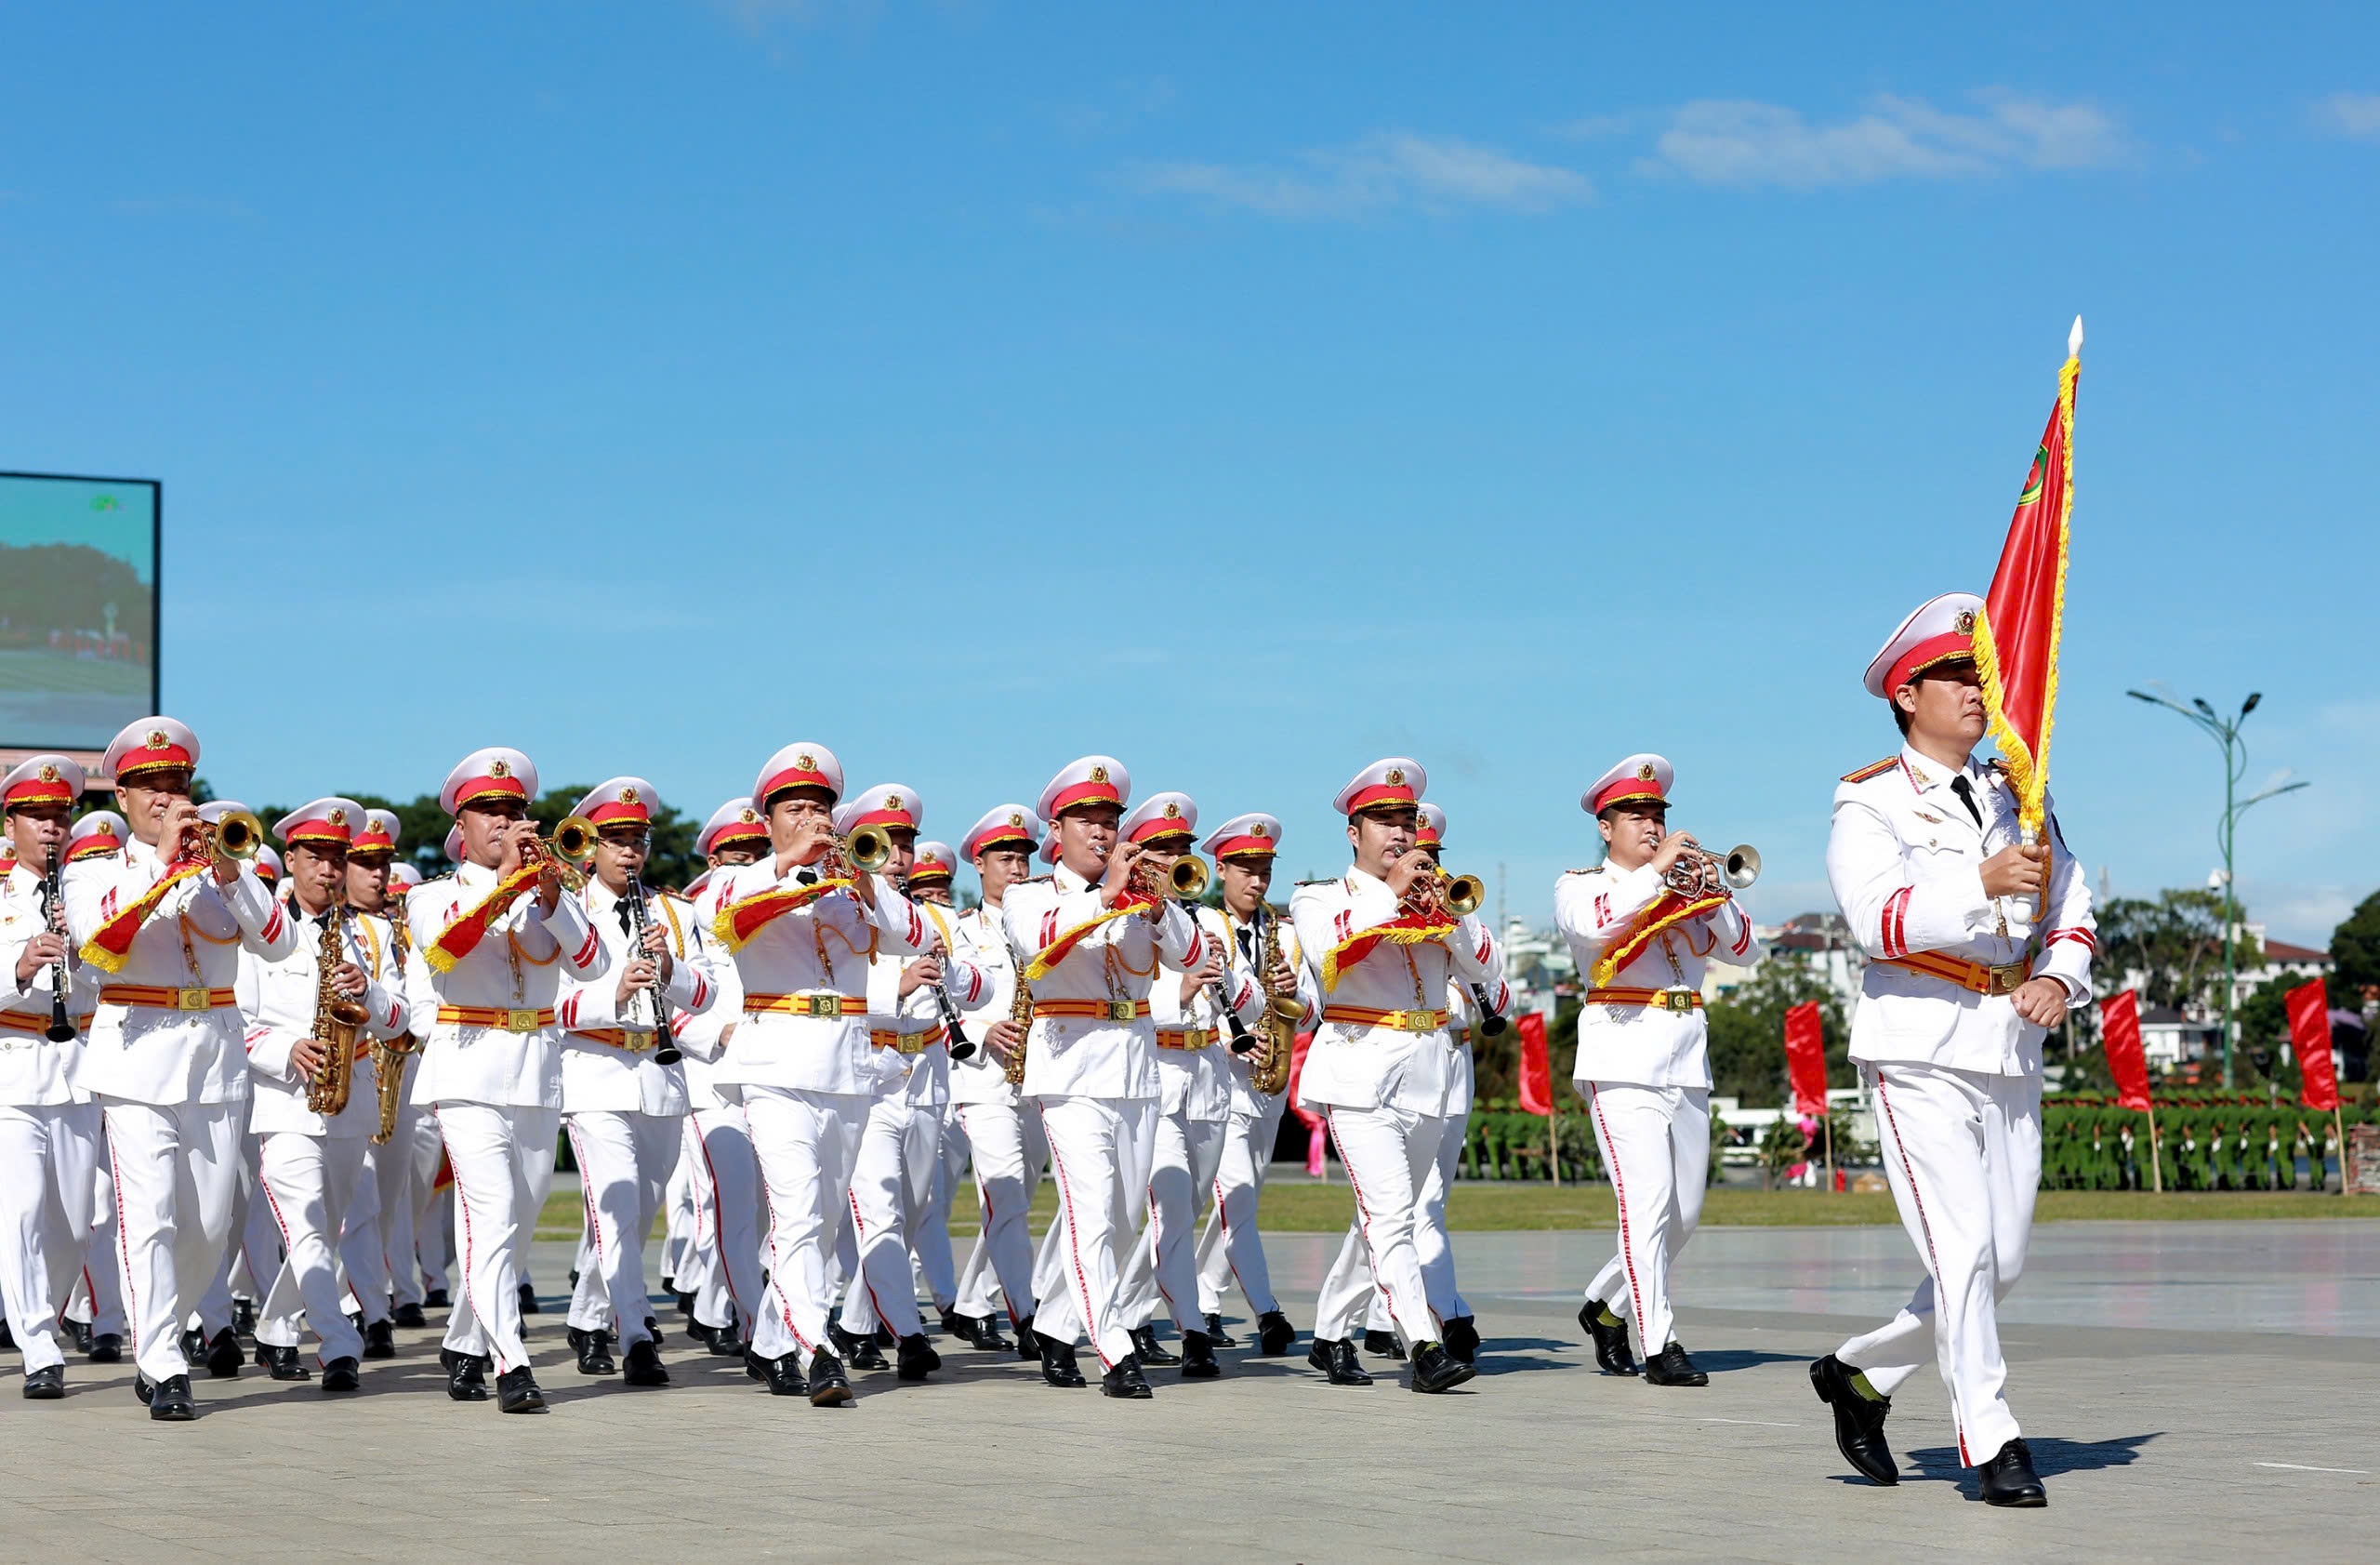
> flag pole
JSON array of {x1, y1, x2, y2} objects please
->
[
  {"x1": 2146, "y1": 1104, "x2": 2162, "y2": 1194},
  {"x1": 1549, "y1": 1096, "x2": 1562, "y2": 1188},
  {"x1": 2336, "y1": 1105, "x2": 2349, "y2": 1197},
  {"x1": 1823, "y1": 1108, "x2": 1835, "y2": 1194}
]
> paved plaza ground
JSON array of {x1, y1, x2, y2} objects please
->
[{"x1": 3, "y1": 1214, "x2": 2373, "y2": 1563}]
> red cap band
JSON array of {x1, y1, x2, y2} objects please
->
[{"x1": 1884, "y1": 630, "x2": 1974, "y2": 696}]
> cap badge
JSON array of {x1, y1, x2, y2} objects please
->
[
  {"x1": 739, "y1": 808, "x2": 760, "y2": 824},
  {"x1": 489, "y1": 759, "x2": 511, "y2": 779},
  {"x1": 886, "y1": 793, "x2": 903, "y2": 811},
  {"x1": 795, "y1": 751, "x2": 815, "y2": 771},
  {"x1": 1008, "y1": 813, "x2": 1025, "y2": 828},
  {"x1": 1163, "y1": 802, "x2": 1180, "y2": 818},
  {"x1": 145, "y1": 730, "x2": 169, "y2": 750},
  {"x1": 1636, "y1": 763, "x2": 1657, "y2": 781},
  {"x1": 620, "y1": 787, "x2": 639, "y2": 805},
  {"x1": 1089, "y1": 765, "x2": 1109, "y2": 785},
  {"x1": 98, "y1": 823, "x2": 117, "y2": 838},
  {"x1": 1955, "y1": 608, "x2": 1977, "y2": 634},
  {"x1": 327, "y1": 808, "x2": 347, "y2": 828},
  {"x1": 1252, "y1": 823, "x2": 1269, "y2": 838},
  {"x1": 37, "y1": 763, "x2": 58, "y2": 782},
  {"x1": 1386, "y1": 767, "x2": 1406, "y2": 787}
]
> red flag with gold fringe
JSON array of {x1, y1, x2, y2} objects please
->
[{"x1": 1972, "y1": 317, "x2": 2082, "y2": 838}]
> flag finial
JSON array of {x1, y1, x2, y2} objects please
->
[{"x1": 2068, "y1": 314, "x2": 2084, "y2": 358}]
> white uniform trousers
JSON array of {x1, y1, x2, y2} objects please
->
[
  {"x1": 1579, "y1": 1081, "x2": 1709, "y2": 1356},
  {"x1": 254, "y1": 1131, "x2": 369, "y2": 1362},
  {"x1": 1117, "y1": 1110, "x2": 1225, "y2": 1333},
  {"x1": 435, "y1": 1102, "x2": 562, "y2": 1375},
  {"x1": 1195, "y1": 1087, "x2": 1287, "y2": 1319},
  {"x1": 1358, "y1": 1105, "x2": 1476, "y2": 1335},
  {"x1": 681, "y1": 1107, "x2": 762, "y2": 1338},
  {"x1": 0, "y1": 1102, "x2": 99, "y2": 1374},
  {"x1": 564, "y1": 1109, "x2": 682, "y2": 1346},
  {"x1": 339, "y1": 1147, "x2": 388, "y2": 1323},
  {"x1": 837, "y1": 1094, "x2": 938, "y2": 1341},
  {"x1": 194, "y1": 1133, "x2": 271, "y2": 1337},
  {"x1": 1834, "y1": 1062, "x2": 2040, "y2": 1466},
  {"x1": 662, "y1": 1144, "x2": 698, "y2": 1287},
  {"x1": 1311, "y1": 1105, "x2": 1441, "y2": 1348},
  {"x1": 745, "y1": 1086, "x2": 868, "y2": 1363},
  {"x1": 952, "y1": 1099, "x2": 1045, "y2": 1328},
  {"x1": 99, "y1": 1098, "x2": 244, "y2": 1384},
  {"x1": 1033, "y1": 1094, "x2": 1157, "y2": 1370},
  {"x1": 68, "y1": 1158, "x2": 127, "y2": 1337},
  {"x1": 367, "y1": 1099, "x2": 436, "y2": 1309},
  {"x1": 909, "y1": 1103, "x2": 959, "y2": 1314}
]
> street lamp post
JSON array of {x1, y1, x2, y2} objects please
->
[{"x1": 2124, "y1": 689, "x2": 2309, "y2": 1087}]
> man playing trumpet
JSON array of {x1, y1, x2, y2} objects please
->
[{"x1": 1554, "y1": 754, "x2": 1761, "y2": 1387}]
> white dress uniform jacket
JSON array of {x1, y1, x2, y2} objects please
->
[
  {"x1": 1289, "y1": 869, "x2": 1501, "y2": 1116},
  {"x1": 1215, "y1": 907, "x2": 1316, "y2": 1116},
  {"x1": 671, "y1": 883, "x2": 745, "y2": 1107},
  {"x1": 1827, "y1": 748, "x2": 2095, "y2": 1076},
  {"x1": 1554, "y1": 862, "x2": 1764, "y2": 1090},
  {"x1": 945, "y1": 904, "x2": 1022, "y2": 1108},
  {"x1": 239, "y1": 903, "x2": 410, "y2": 1137},
  {"x1": 860, "y1": 899, "x2": 986, "y2": 1110},
  {"x1": 706, "y1": 862, "x2": 937, "y2": 1094},
  {"x1": 66, "y1": 837, "x2": 298, "y2": 1105},
  {"x1": 1000, "y1": 864, "x2": 1200, "y2": 1101},
  {"x1": 406, "y1": 861, "x2": 609, "y2": 1108},
  {"x1": 556, "y1": 881, "x2": 724, "y2": 1117},
  {"x1": 0, "y1": 863, "x2": 101, "y2": 1104},
  {"x1": 1148, "y1": 905, "x2": 1267, "y2": 1122}
]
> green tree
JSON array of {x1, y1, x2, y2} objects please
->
[
  {"x1": 2333, "y1": 891, "x2": 2380, "y2": 999},
  {"x1": 1705, "y1": 960, "x2": 1846, "y2": 1108},
  {"x1": 2095, "y1": 888, "x2": 2263, "y2": 1011}
]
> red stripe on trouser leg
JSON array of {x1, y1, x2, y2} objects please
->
[
  {"x1": 1873, "y1": 1073, "x2": 1969, "y2": 1466},
  {"x1": 847, "y1": 1188, "x2": 899, "y2": 1342},
  {"x1": 105, "y1": 1123, "x2": 140, "y2": 1365},
  {"x1": 1325, "y1": 1110, "x2": 1404, "y2": 1346},
  {"x1": 1044, "y1": 1138, "x2": 1109, "y2": 1370},
  {"x1": 1587, "y1": 1086, "x2": 1647, "y2": 1353},
  {"x1": 695, "y1": 1132, "x2": 744, "y2": 1327},
  {"x1": 440, "y1": 1121, "x2": 500, "y2": 1375}
]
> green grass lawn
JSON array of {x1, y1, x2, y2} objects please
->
[{"x1": 536, "y1": 1181, "x2": 2380, "y2": 1242}]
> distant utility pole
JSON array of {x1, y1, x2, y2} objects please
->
[{"x1": 2124, "y1": 687, "x2": 2308, "y2": 1087}]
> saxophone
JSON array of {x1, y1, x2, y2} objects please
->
[
  {"x1": 1251, "y1": 904, "x2": 1297, "y2": 1095},
  {"x1": 305, "y1": 896, "x2": 371, "y2": 1117},
  {"x1": 370, "y1": 892, "x2": 418, "y2": 1145},
  {"x1": 1001, "y1": 915, "x2": 1034, "y2": 1086}
]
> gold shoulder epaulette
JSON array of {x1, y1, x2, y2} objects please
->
[
  {"x1": 1562, "y1": 865, "x2": 1602, "y2": 876},
  {"x1": 1841, "y1": 757, "x2": 1899, "y2": 784},
  {"x1": 1294, "y1": 877, "x2": 1334, "y2": 886}
]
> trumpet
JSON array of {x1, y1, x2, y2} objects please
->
[
  {"x1": 522, "y1": 815, "x2": 599, "y2": 891},
  {"x1": 1387, "y1": 848, "x2": 1482, "y2": 921},
  {"x1": 817, "y1": 824, "x2": 892, "y2": 881},
  {"x1": 1662, "y1": 841, "x2": 1761, "y2": 899},
  {"x1": 181, "y1": 808, "x2": 265, "y2": 867},
  {"x1": 1124, "y1": 847, "x2": 1208, "y2": 901}
]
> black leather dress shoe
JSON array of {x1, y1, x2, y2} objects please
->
[
  {"x1": 424, "y1": 1288, "x2": 451, "y2": 1308},
  {"x1": 831, "y1": 1322, "x2": 886, "y2": 1371},
  {"x1": 1808, "y1": 1355, "x2": 1897, "y2": 1485},
  {"x1": 442, "y1": 1347, "x2": 489, "y2": 1401},
  {"x1": 1037, "y1": 1333, "x2": 1085, "y2": 1388},
  {"x1": 134, "y1": 1372, "x2": 155, "y2": 1406},
  {"x1": 320, "y1": 1357, "x2": 362, "y2": 1393},
  {"x1": 1180, "y1": 1330, "x2": 1222, "y2": 1379},
  {"x1": 1642, "y1": 1341, "x2": 1709, "y2": 1387},
  {"x1": 573, "y1": 1328, "x2": 617, "y2": 1376},
  {"x1": 806, "y1": 1348, "x2": 853, "y2": 1407},
  {"x1": 88, "y1": 1332, "x2": 122, "y2": 1363},
  {"x1": 971, "y1": 1317, "x2": 1012, "y2": 1353},
  {"x1": 516, "y1": 1280, "x2": 540, "y2": 1315},
  {"x1": 257, "y1": 1343, "x2": 312, "y2": 1381},
  {"x1": 644, "y1": 1315, "x2": 665, "y2": 1346},
  {"x1": 149, "y1": 1373, "x2": 196, "y2": 1421},
  {"x1": 1362, "y1": 1329, "x2": 1407, "y2": 1360},
  {"x1": 22, "y1": 1364, "x2": 64, "y2": 1399},
  {"x1": 392, "y1": 1303, "x2": 429, "y2": 1330},
  {"x1": 233, "y1": 1299, "x2": 258, "y2": 1337},
  {"x1": 204, "y1": 1329, "x2": 244, "y2": 1379},
  {"x1": 894, "y1": 1333, "x2": 941, "y2": 1382},
  {"x1": 623, "y1": 1339, "x2": 670, "y2": 1387},
  {"x1": 1977, "y1": 1439, "x2": 2047, "y2": 1506},
  {"x1": 1256, "y1": 1310, "x2": 1296, "y2": 1357},
  {"x1": 1100, "y1": 1354, "x2": 1154, "y2": 1399},
  {"x1": 0, "y1": 1317, "x2": 13, "y2": 1351},
  {"x1": 703, "y1": 1322, "x2": 745, "y2": 1357},
  {"x1": 496, "y1": 1366, "x2": 547, "y2": 1413},
  {"x1": 755, "y1": 1351, "x2": 808, "y2": 1397},
  {"x1": 871, "y1": 1324, "x2": 896, "y2": 1349},
  {"x1": 1580, "y1": 1300, "x2": 1636, "y2": 1375},
  {"x1": 568, "y1": 1267, "x2": 581, "y2": 1288},
  {"x1": 363, "y1": 1320, "x2": 397, "y2": 1360},
  {"x1": 1013, "y1": 1315, "x2": 1041, "y2": 1361},
  {"x1": 938, "y1": 1306, "x2": 966, "y2": 1337},
  {"x1": 1128, "y1": 1325, "x2": 1180, "y2": 1366},
  {"x1": 1201, "y1": 1312, "x2": 1238, "y2": 1349},
  {"x1": 67, "y1": 1320, "x2": 93, "y2": 1355},
  {"x1": 1307, "y1": 1337, "x2": 1372, "y2": 1386},
  {"x1": 1409, "y1": 1340, "x2": 1476, "y2": 1394},
  {"x1": 1442, "y1": 1316, "x2": 1480, "y2": 1365},
  {"x1": 179, "y1": 1324, "x2": 205, "y2": 1364}
]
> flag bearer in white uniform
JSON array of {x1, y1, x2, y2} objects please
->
[
  {"x1": 1114, "y1": 791, "x2": 1267, "y2": 1380},
  {"x1": 344, "y1": 809, "x2": 437, "y2": 1332},
  {"x1": 0, "y1": 757, "x2": 101, "y2": 1400},
  {"x1": 825, "y1": 785, "x2": 982, "y2": 1383},
  {"x1": 239, "y1": 798, "x2": 410, "y2": 1391},
  {"x1": 1191, "y1": 812, "x2": 1310, "y2": 1360},
  {"x1": 410, "y1": 747, "x2": 609, "y2": 1414},
  {"x1": 1554, "y1": 755, "x2": 1761, "y2": 1388},
  {"x1": 707, "y1": 743, "x2": 943, "y2": 1407},
  {"x1": 65, "y1": 718, "x2": 298, "y2": 1419},
  {"x1": 556, "y1": 778, "x2": 721, "y2": 1388},
  {"x1": 1292, "y1": 758, "x2": 1491, "y2": 1395},
  {"x1": 1810, "y1": 592, "x2": 2093, "y2": 1507},
  {"x1": 673, "y1": 799, "x2": 766, "y2": 1357},
  {"x1": 1004, "y1": 756, "x2": 1200, "y2": 1399},
  {"x1": 945, "y1": 805, "x2": 1045, "y2": 1355}
]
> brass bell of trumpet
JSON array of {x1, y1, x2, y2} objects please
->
[
  {"x1": 545, "y1": 815, "x2": 600, "y2": 869},
  {"x1": 1441, "y1": 872, "x2": 1485, "y2": 917},
  {"x1": 202, "y1": 808, "x2": 265, "y2": 863},
  {"x1": 841, "y1": 824, "x2": 893, "y2": 875},
  {"x1": 1662, "y1": 842, "x2": 1761, "y2": 897},
  {"x1": 1168, "y1": 855, "x2": 1210, "y2": 901}
]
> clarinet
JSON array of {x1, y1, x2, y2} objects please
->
[
  {"x1": 931, "y1": 967, "x2": 976, "y2": 1062},
  {"x1": 1470, "y1": 984, "x2": 1510, "y2": 1038},
  {"x1": 41, "y1": 840, "x2": 73, "y2": 1042},
  {"x1": 623, "y1": 877, "x2": 682, "y2": 1065},
  {"x1": 1200, "y1": 915, "x2": 1259, "y2": 1056}
]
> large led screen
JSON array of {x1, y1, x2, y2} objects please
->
[{"x1": 0, "y1": 472, "x2": 160, "y2": 752}]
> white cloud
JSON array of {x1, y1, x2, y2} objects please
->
[
  {"x1": 1131, "y1": 131, "x2": 1591, "y2": 218},
  {"x1": 1636, "y1": 92, "x2": 2127, "y2": 188},
  {"x1": 2312, "y1": 92, "x2": 2380, "y2": 139}
]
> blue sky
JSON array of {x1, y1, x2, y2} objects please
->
[{"x1": 3, "y1": 3, "x2": 2373, "y2": 941}]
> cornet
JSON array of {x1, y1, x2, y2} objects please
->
[
  {"x1": 523, "y1": 815, "x2": 599, "y2": 891},
  {"x1": 1124, "y1": 847, "x2": 1207, "y2": 901},
  {"x1": 181, "y1": 808, "x2": 264, "y2": 867},
  {"x1": 823, "y1": 824, "x2": 892, "y2": 878},
  {"x1": 1662, "y1": 841, "x2": 1761, "y2": 899}
]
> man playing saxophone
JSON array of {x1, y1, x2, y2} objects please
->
[
  {"x1": 237, "y1": 799, "x2": 410, "y2": 1392},
  {"x1": 1192, "y1": 811, "x2": 1311, "y2": 1360},
  {"x1": 1554, "y1": 754, "x2": 1762, "y2": 1388}
]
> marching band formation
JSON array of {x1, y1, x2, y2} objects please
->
[{"x1": 0, "y1": 589, "x2": 2091, "y2": 1506}]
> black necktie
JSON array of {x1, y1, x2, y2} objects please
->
[
  {"x1": 1950, "y1": 775, "x2": 1984, "y2": 829},
  {"x1": 1236, "y1": 927, "x2": 1253, "y2": 962},
  {"x1": 616, "y1": 899, "x2": 635, "y2": 936}
]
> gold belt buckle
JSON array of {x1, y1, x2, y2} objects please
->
[
  {"x1": 898, "y1": 1033, "x2": 927, "y2": 1055},
  {"x1": 176, "y1": 988, "x2": 211, "y2": 1012},
  {"x1": 1990, "y1": 964, "x2": 2026, "y2": 996},
  {"x1": 1105, "y1": 1000, "x2": 1136, "y2": 1023},
  {"x1": 1661, "y1": 988, "x2": 1697, "y2": 1014},
  {"x1": 1397, "y1": 1012, "x2": 1432, "y2": 1033},
  {"x1": 503, "y1": 1008, "x2": 542, "y2": 1034},
  {"x1": 620, "y1": 1028, "x2": 657, "y2": 1053},
  {"x1": 802, "y1": 994, "x2": 842, "y2": 1018}
]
